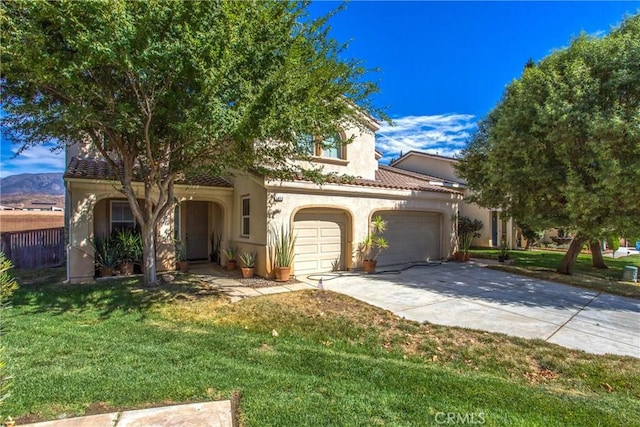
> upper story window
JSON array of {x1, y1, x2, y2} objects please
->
[
  {"x1": 296, "y1": 132, "x2": 345, "y2": 160},
  {"x1": 111, "y1": 200, "x2": 135, "y2": 233},
  {"x1": 241, "y1": 196, "x2": 250, "y2": 237}
]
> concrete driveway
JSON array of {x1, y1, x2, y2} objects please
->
[{"x1": 300, "y1": 262, "x2": 640, "y2": 358}]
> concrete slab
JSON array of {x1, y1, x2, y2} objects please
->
[
  {"x1": 560, "y1": 316, "x2": 640, "y2": 348},
  {"x1": 283, "y1": 282, "x2": 315, "y2": 291},
  {"x1": 21, "y1": 413, "x2": 117, "y2": 427},
  {"x1": 255, "y1": 286, "x2": 290, "y2": 295},
  {"x1": 311, "y1": 262, "x2": 639, "y2": 357},
  {"x1": 548, "y1": 326, "x2": 640, "y2": 358},
  {"x1": 397, "y1": 298, "x2": 561, "y2": 339},
  {"x1": 212, "y1": 278, "x2": 243, "y2": 287},
  {"x1": 117, "y1": 401, "x2": 232, "y2": 427}
]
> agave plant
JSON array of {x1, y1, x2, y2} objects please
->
[
  {"x1": 239, "y1": 251, "x2": 256, "y2": 268},
  {"x1": 222, "y1": 247, "x2": 237, "y2": 261}
]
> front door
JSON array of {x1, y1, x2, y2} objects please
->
[{"x1": 185, "y1": 201, "x2": 208, "y2": 260}]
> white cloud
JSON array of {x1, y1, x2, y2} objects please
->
[
  {"x1": 376, "y1": 114, "x2": 477, "y2": 164},
  {"x1": 0, "y1": 142, "x2": 65, "y2": 177}
]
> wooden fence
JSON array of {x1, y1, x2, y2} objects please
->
[{"x1": 0, "y1": 227, "x2": 65, "y2": 269}]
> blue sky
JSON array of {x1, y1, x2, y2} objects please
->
[{"x1": 1, "y1": 1, "x2": 637, "y2": 176}]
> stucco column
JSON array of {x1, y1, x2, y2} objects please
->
[{"x1": 67, "y1": 192, "x2": 97, "y2": 283}]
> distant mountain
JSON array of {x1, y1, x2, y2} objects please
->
[{"x1": 0, "y1": 173, "x2": 64, "y2": 196}]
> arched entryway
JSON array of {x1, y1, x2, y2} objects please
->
[{"x1": 293, "y1": 208, "x2": 350, "y2": 275}]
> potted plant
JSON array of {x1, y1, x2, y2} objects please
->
[
  {"x1": 114, "y1": 228, "x2": 142, "y2": 275},
  {"x1": 222, "y1": 247, "x2": 237, "y2": 270},
  {"x1": 239, "y1": 251, "x2": 256, "y2": 278},
  {"x1": 271, "y1": 224, "x2": 296, "y2": 281},
  {"x1": 361, "y1": 215, "x2": 389, "y2": 273},
  {"x1": 91, "y1": 234, "x2": 119, "y2": 277},
  {"x1": 453, "y1": 214, "x2": 483, "y2": 261},
  {"x1": 210, "y1": 231, "x2": 222, "y2": 263},
  {"x1": 175, "y1": 240, "x2": 188, "y2": 272}
]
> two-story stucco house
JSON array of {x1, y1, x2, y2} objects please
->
[
  {"x1": 390, "y1": 151, "x2": 518, "y2": 249},
  {"x1": 64, "y1": 119, "x2": 467, "y2": 283}
]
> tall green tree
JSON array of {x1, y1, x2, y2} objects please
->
[
  {"x1": 1, "y1": 0, "x2": 382, "y2": 286},
  {"x1": 457, "y1": 14, "x2": 640, "y2": 274}
]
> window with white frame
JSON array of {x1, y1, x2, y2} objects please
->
[
  {"x1": 241, "y1": 196, "x2": 250, "y2": 237},
  {"x1": 111, "y1": 201, "x2": 135, "y2": 233}
]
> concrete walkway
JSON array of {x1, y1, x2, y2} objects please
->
[
  {"x1": 299, "y1": 261, "x2": 640, "y2": 358},
  {"x1": 20, "y1": 401, "x2": 233, "y2": 427}
]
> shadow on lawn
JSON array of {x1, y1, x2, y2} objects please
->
[{"x1": 10, "y1": 269, "x2": 224, "y2": 320}]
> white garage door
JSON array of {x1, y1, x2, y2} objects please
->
[
  {"x1": 294, "y1": 210, "x2": 346, "y2": 275},
  {"x1": 376, "y1": 211, "x2": 441, "y2": 266}
]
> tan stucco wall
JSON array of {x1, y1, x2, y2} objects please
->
[
  {"x1": 224, "y1": 174, "x2": 270, "y2": 275},
  {"x1": 264, "y1": 180, "x2": 461, "y2": 276},
  {"x1": 294, "y1": 124, "x2": 379, "y2": 180},
  {"x1": 393, "y1": 155, "x2": 460, "y2": 182}
]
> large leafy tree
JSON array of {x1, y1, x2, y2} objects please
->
[
  {"x1": 457, "y1": 15, "x2": 640, "y2": 274},
  {"x1": 1, "y1": 0, "x2": 382, "y2": 286}
]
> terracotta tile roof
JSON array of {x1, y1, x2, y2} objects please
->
[
  {"x1": 354, "y1": 165, "x2": 462, "y2": 194},
  {"x1": 64, "y1": 157, "x2": 232, "y2": 188}
]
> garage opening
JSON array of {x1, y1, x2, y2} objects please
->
[
  {"x1": 375, "y1": 210, "x2": 441, "y2": 266},
  {"x1": 293, "y1": 209, "x2": 347, "y2": 275}
]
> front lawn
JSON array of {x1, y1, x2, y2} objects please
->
[
  {"x1": 468, "y1": 249, "x2": 640, "y2": 299},
  {"x1": 3, "y1": 268, "x2": 640, "y2": 426}
]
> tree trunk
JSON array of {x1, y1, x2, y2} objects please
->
[
  {"x1": 141, "y1": 223, "x2": 158, "y2": 287},
  {"x1": 590, "y1": 241, "x2": 608, "y2": 269},
  {"x1": 556, "y1": 235, "x2": 586, "y2": 275}
]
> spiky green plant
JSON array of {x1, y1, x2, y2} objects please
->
[
  {"x1": 270, "y1": 225, "x2": 296, "y2": 268},
  {"x1": 239, "y1": 251, "x2": 257, "y2": 268}
]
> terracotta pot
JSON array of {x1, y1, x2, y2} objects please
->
[
  {"x1": 118, "y1": 262, "x2": 135, "y2": 275},
  {"x1": 176, "y1": 261, "x2": 189, "y2": 272},
  {"x1": 274, "y1": 266, "x2": 292, "y2": 282},
  {"x1": 363, "y1": 259, "x2": 377, "y2": 273},
  {"x1": 226, "y1": 260, "x2": 237, "y2": 271},
  {"x1": 241, "y1": 267, "x2": 255, "y2": 279},
  {"x1": 454, "y1": 252, "x2": 469, "y2": 262},
  {"x1": 99, "y1": 267, "x2": 113, "y2": 277}
]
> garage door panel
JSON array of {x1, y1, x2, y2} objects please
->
[
  {"x1": 297, "y1": 228, "x2": 319, "y2": 239},
  {"x1": 377, "y1": 211, "x2": 441, "y2": 266},
  {"x1": 294, "y1": 210, "x2": 346, "y2": 275}
]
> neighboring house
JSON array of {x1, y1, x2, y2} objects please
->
[
  {"x1": 64, "y1": 121, "x2": 464, "y2": 283},
  {"x1": 390, "y1": 151, "x2": 518, "y2": 249}
]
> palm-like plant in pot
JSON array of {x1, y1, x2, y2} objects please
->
[
  {"x1": 222, "y1": 247, "x2": 237, "y2": 270},
  {"x1": 91, "y1": 234, "x2": 119, "y2": 277},
  {"x1": 361, "y1": 215, "x2": 389, "y2": 273},
  {"x1": 114, "y1": 228, "x2": 143, "y2": 275},
  {"x1": 270, "y1": 224, "x2": 296, "y2": 281},
  {"x1": 239, "y1": 251, "x2": 256, "y2": 279}
]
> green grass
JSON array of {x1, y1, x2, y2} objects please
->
[
  {"x1": 468, "y1": 249, "x2": 640, "y2": 298},
  {"x1": 3, "y1": 268, "x2": 640, "y2": 426}
]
